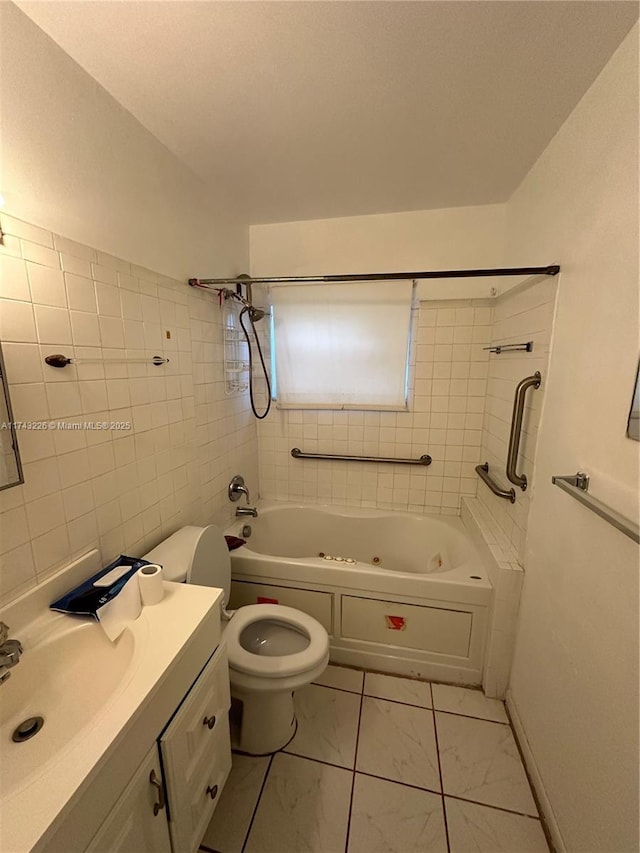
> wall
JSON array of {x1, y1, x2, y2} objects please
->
[
  {"x1": 505, "y1": 25, "x2": 639, "y2": 853},
  {"x1": 257, "y1": 298, "x2": 494, "y2": 513},
  {"x1": 478, "y1": 274, "x2": 558, "y2": 563},
  {"x1": 251, "y1": 204, "x2": 507, "y2": 512},
  {"x1": 0, "y1": 214, "x2": 258, "y2": 605},
  {"x1": 0, "y1": 6, "x2": 256, "y2": 606},
  {"x1": 0, "y1": 3, "x2": 247, "y2": 281},
  {"x1": 250, "y1": 204, "x2": 506, "y2": 280}
]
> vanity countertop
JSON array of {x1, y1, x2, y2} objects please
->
[{"x1": 0, "y1": 557, "x2": 222, "y2": 853}]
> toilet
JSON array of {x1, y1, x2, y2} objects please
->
[{"x1": 144, "y1": 525, "x2": 329, "y2": 754}]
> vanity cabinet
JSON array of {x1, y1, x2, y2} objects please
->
[
  {"x1": 86, "y1": 747, "x2": 172, "y2": 853},
  {"x1": 161, "y1": 642, "x2": 232, "y2": 853},
  {"x1": 84, "y1": 642, "x2": 231, "y2": 853}
]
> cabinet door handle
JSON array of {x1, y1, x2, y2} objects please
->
[
  {"x1": 149, "y1": 769, "x2": 166, "y2": 816},
  {"x1": 203, "y1": 714, "x2": 216, "y2": 730},
  {"x1": 206, "y1": 784, "x2": 219, "y2": 800}
]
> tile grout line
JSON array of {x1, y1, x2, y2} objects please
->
[
  {"x1": 282, "y1": 747, "x2": 354, "y2": 772},
  {"x1": 432, "y1": 707, "x2": 508, "y2": 725},
  {"x1": 314, "y1": 680, "x2": 509, "y2": 726},
  {"x1": 233, "y1": 677, "x2": 536, "y2": 853},
  {"x1": 444, "y1": 792, "x2": 543, "y2": 821},
  {"x1": 354, "y1": 769, "x2": 443, "y2": 799},
  {"x1": 281, "y1": 747, "x2": 444, "y2": 797},
  {"x1": 240, "y1": 753, "x2": 275, "y2": 853},
  {"x1": 430, "y1": 682, "x2": 452, "y2": 853},
  {"x1": 312, "y1": 681, "x2": 363, "y2": 696},
  {"x1": 272, "y1": 748, "x2": 544, "y2": 824},
  {"x1": 343, "y1": 677, "x2": 365, "y2": 853}
]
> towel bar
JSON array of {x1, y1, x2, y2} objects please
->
[
  {"x1": 45, "y1": 354, "x2": 169, "y2": 368},
  {"x1": 552, "y1": 473, "x2": 639, "y2": 544}
]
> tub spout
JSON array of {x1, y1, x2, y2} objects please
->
[{"x1": 236, "y1": 505, "x2": 258, "y2": 518}]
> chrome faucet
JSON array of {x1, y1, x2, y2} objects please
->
[
  {"x1": 0, "y1": 622, "x2": 23, "y2": 684},
  {"x1": 228, "y1": 475, "x2": 258, "y2": 518},
  {"x1": 236, "y1": 505, "x2": 258, "y2": 518}
]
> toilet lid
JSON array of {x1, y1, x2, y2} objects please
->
[{"x1": 225, "y1": 604, "x2": 329, "y2": 678}]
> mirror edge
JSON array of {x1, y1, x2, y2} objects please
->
[
  {"x1": 626, "y1": 356, "x2": 640, "y2": 442},
  {"x1": 0, "y1": 342, "x2": 25, "y2": 490}
]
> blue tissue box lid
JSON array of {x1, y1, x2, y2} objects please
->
[{"x1": 50, "y1": 555, "x2": 154, "y2": 618}]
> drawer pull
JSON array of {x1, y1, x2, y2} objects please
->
[
  {"x1": 203, "y1": 714, "x2": 216, "y2": 730},
  {"x1": 149, "y1": 769, "x2": 166, "y2": 816},
  {"x1": 206, "y1": 784, "x2": 219, "y2": 800}
]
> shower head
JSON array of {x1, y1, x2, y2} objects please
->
[
  {"x1": 245, "y1": 305, "x2": 266, "y2": 323},
  {"x1": 230, "y1": 274, "x2": 268, "y2": 322}
]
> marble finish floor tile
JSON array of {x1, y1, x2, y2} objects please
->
[
  {"x1": 432, "y1": 683, "x2": 508, "y2": 723},
  {"x1": 356, "y1": 697, "x2": 440, "y2": 791},
  {"x1": 348, "y1": 773, "x2": 448, "y2": 853},
  {"x1": 284, "y1": 683, "x2": 361, "y2": 768},
  {"x1": 244, "y1": 753, "x2": 351, "y2": 853},
  {"x1": 446, "y1": 797, "x2": 549, "y2": 852},
  {"x1": 436, "y1": 712, "x2": 538, "y2": 815},
  {"x1": 314, "y1": 664, "x2": 364, "y2": 693},
  {"x1": 364, "y1": 672, "x2": 432, "y2": 708},
  {"x1": 200, "y1": 754, "x2": 270, "y2": 853}
]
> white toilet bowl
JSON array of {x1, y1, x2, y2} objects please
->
[
  {"x1": 225, "y1": 603, "x2": 329, "y2": 753},
  {"x1": 144, "y1": 525, "x2": 329, "y2": 755}
]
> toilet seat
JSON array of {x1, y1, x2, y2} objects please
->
[{"x1": 225, "y1": 604, "x2": 328, "y2": 678}]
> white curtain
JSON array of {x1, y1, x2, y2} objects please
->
[{"x1": 269, "y1": 280, "x2": 413, "y2": 409}]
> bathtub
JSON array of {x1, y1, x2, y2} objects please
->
[{"x1": 227, "y1": 502, "x2": 492, "y2": 685}]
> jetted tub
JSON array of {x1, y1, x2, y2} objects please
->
[{"x1": 227, "y1": 502, "x2": 492, "y2": 684}]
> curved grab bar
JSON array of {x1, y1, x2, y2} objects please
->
[
  {"x1": 506, "y1": 372, "x2": 541, "y2": 491},
  {"x1": 476, "y1": 463, "x2": 516, "y2": 503}
]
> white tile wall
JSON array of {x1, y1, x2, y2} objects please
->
[
  {"x1": 461, "y1": 496, "x2": 523, "y2": 699},
  {"x1": 257, "y1": 298, "x2": 493, "y2": 514},
  {"x1": 0, "y1": 213, "x2": 258, "y2": 606},
  {"x1": 477, "y1": 276, "x2": 558, "y2": 563}
]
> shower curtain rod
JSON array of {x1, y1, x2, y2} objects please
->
[{"x1": 188, "y1": 265, "x2": 559, "y2": 287}]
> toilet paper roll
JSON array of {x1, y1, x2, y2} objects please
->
[{"x1": 137, "y1": 563, "x2": 164, "y2": 606}]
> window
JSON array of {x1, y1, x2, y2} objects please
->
[{"x1": 269, "y1": 280, "x2": 414, "y2": 410}]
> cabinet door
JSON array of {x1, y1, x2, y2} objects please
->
[
  {"x1": 160, "y1": 642, "x2": 232, "y2": 853},
  {"x1": 86, "y1": 746, "x2": 171, "y2": 853}
]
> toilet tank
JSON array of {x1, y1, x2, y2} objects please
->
[{"x1": 143, "y1": 525, "x2": 231, "y2": 605}]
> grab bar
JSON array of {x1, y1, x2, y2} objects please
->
[
  {"x1": 552, "y1": 473, "x2": 640, "y2": 544},
  {"x1": 506, "y1": 372, "x2": 541, "y2": 490},
  {"x1": 475, "y1": 463, "x2": 516, "y2": 503},
  {"x1": 291, "y1": 448, "x2": 432, "y2": 466}
]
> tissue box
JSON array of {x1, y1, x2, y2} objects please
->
[{"x1": 50, "y1": 555, "x2": 155, "y2": 619}]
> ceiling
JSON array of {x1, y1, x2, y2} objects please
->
[{"x1": 16, "y1": 1, "x2": 639, "y2": 225}]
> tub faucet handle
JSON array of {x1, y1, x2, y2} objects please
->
[{"x1": 229, "y1": 475, "x2": 250, "y2": 504}]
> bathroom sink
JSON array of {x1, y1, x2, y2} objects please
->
[
  {"x1": 0, "y1": 616, "x2": 137, "y2": 801},
  {"x1": 0, "y1": 550, "x2": 222, "y2": 853}
]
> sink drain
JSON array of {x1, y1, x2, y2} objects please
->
[{"x1": 12, "y1": 716, "x2": 44, "y2": 743}]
